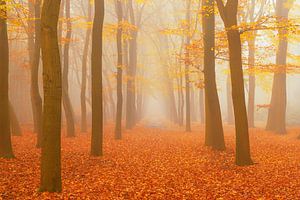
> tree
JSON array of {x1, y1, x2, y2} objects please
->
[
  {"x1": 185, "y1": 0, "x2": 192, "y2": 132},
  {"x1": 30, "y1": 0, "x2": 43, "y2": 147},
  {"x1": 202, "y1": 0, "x2": 225, "y2": 150},
  {"x1": 81, "y1": 1, "x2": 92, "y2": 133},
  {"x1": 91, "y1": 0, "x2": 104, "y2": 156},
  {"x1": 62, "y1": 0, "x2": 76, "y2": 137},
  {"x1": 39, "y1": 0, "x2": 63, "y2": 192},
  {"x1": 265, "y1": 0, "x2": 292, "y2": 134},
  {"x1": 126, "y1": 0, "x2": 138, "y2": 129},
  {"x1": 115, "y1": 0, "x2": 123, "y2": 140},
  {"x1": 10, "y1": 102, "x2": 22, "y2": 136},
  {"x1": 216, "y1": 0, "x2": 253, "y2": 165},
  {"x1": 0, "y1": 0, "x2": 14, "y2": 158}
]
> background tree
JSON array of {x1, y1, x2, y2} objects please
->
[
  {"x1": 115, "y1": 0, "x2": 123, "y2": 140},
  {"x1": 265, "y1": 0, "x2": 293, "y2": 134}
]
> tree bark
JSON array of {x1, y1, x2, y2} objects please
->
[
  {"x1": 226, "y1": 74, "x2": 234, "y2": 124},
  {"x1": 10, "y1": 102, "x2": 22, "y2": 136},
  {"x1": 81, "y1": 2, "x2": 92, "y2": 133},
  {"x1": 31, "y1": 0, "x2": 43, "y2": 147},
  {"x1": 0, "y1": 0, "x2": 14, "y2": 158},
  {"x1": 126, "y1": 0, "x2": 138, "y2": 129},
  {"x1": 62, "y1": 0, "x2": 75, "y2": 137},
  {"x1": 39, "y1": 0, "x2": 63, "y2": 192},
  {"x1": 247, "y1": 38, "x2": 256, "y2": 128},
  {"x1": 216, "y1": 0, "x2": 253, "y2": 165},
  {"x1": 115, "y1": 0, "x2": 123, "y2": 140},
  {"x1": 203, "y1": 0, "x2": 225, "y2": 150},
  {"x1": 91, "y1": 0, "x2": 104, "y2": 156},
  {"x1": 265, "y1": 0, "x2": 290, "y2": 134},
  {"x1": 185, "y1": 0, "x2": 191, "y2": 132}
]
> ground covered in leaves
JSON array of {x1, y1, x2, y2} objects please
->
[{"x1": 1, "y1": 124, "x2": 300, "y2": 199}]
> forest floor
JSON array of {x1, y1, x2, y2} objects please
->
[{"x1": 1, "y1": 123, "x2": 300, "y2": 199}]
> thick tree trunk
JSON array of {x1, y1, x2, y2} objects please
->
[
  {"x1": 10, "y1": 102, "x2": 22, "y2": 136},
  {"x1": 115, "y1": 0, "x2": 123, "y2": 139},
  {"x1": 216, "y1": 0, "x2": 253, "y2": 165},
  {"x1": 247, "y1": 38, "x2": 256, "y2": 128},
  {"x1": 62, "y1": 0, "x2": 75, "y2": 137},
  {"x1": 91, "y1": 0, "x2": 104, "y2": 156},
  {"x1": 0, "y1": 0, "x2": 14, "y2": 158},
  {"x1": 81, "y1": 2, "x2": 92, "y2": 133},
  {"x1": 266, "y1": 0, "x2": 290, "y2": 134},
  {"x1": 39, "y1": 0, "x2": 62, "y2": 192},
  {"x1": 203, "y1": 0, "x2": 225, "y2": 150}
]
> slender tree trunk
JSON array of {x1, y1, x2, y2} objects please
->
[
  {"x1": 226, "y1": 74, "x2": 234, "y2": 124},
  {"x1": 81, "y1": 2, "x2": 92, "y2": 133},
  {"x1": 185, "y1": 0, "x2": 191, "y2": 132},
  {"x1": 10, "y1": 102, "x2": 22, "y2": 136},
  {"x1": 126, "y1": 0, "x2": 138, "y2": 129},
  {"x1": 203, "y1": 0, "x2": 225, "y2": 150},
  {"x1": 28, "y1": 0, "x2": 37, "y2": 133},
  {"x1": 115, "y1": 0, "x2": 123, "y2": 139},
  {"x1": 0, "y1": 0, "x2": 14, "y2": 158},
  {"x1": 31, "y1": 0, "x2": 43, "y2": 147},
  {"x1": 91, "y1": 0, "x2": 104, "y2": 156},
  {"x1": 247, "y1": 38, "x2": 256, "y2": 128},
  {"x1": 199, "y1": 89, "x2": 204, "y2": 124},
  {"x1": 39, "y1": 0, "x2": 62, "y2": 192},
  {"x1": 62, "y1": 0, "x2": 75, "y2": 137},
  {"x1": 266, "y1": 0, "x2": 290, "y2": 134}
]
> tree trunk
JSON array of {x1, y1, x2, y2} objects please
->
[
  {"x1": 115, "y1": 0, "x2": 123, "y2": 140},
  {"x1": 10, "y1": 102, "x2": 22, "y2": 136},
  {"x1": 0, "y1": 0, "x2": 14, "y2": 158},
  {"x1": 247, "y1": 38, "x2": 256, "y2": 128},
  {"x1": 203, "y1": 0, "x2": 225, "y2": 150},
  {"x1": 185, "y1": 0, "x2": 191, "y2": 132},
  {"x1": 62, "y1": 0, "x2": 75, "y2": 137},
  {"x1": 227, "y1": 29, "x2": 253, "y2": 165},
  {"x1": 39, "y1": 0, "x2": 63, "y2": 192},
  {"x1": 31, "y1": 0, "x2": 43, "y2": 147},
  {"x1": 81, "y1": 2, "x2": 92, "y2": 133},
  {"x1": 216, "y1": 0, "x2": 253, "y2": 165},
  {"x1": 226, "y1": 74, "x2": 234, "y2": 124},
  {"x1": 91, "y1": 0, "x2": 104, "y2": 156},
  {"x1": 199, "y1": 89, "x2": 204, "y2": 124},
  {"x1": 126, "y1": 0, "x2": 138, "y2": 129},
  {"x1": 265, "y1": 0, "x2": 290, "y2": 134}
]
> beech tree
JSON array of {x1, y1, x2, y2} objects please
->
[
  {"x1": 81, "y1": 1, "x2": 92, "y2": 133},
  {"x1": 30, "y1": 0, "x2": 43, "y2": 147},
  {"x1": 203, "y1": 0, "x2": 225, "y2": 150},
  {"x1": 115, "y1": 0, "x2": 123, "y2": 140},
  {"x1": 216, "y1": 0, "x2": 253, "y2": 165},
  {"x1": 62, "y1": 0, "x2": 76, "y2": 137},
  {"x1": 91, "y1": 0, "x2": 104, "y2": 156},
  {"x1": 265, "y1": 0, "x2": 293, "y2": 134},
  {"x1": 39, "y1": 0, "x2": 63, "y2": 192},
  {"x1": 0, "y1": 0, "x2": 14, "y2": 158}
]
